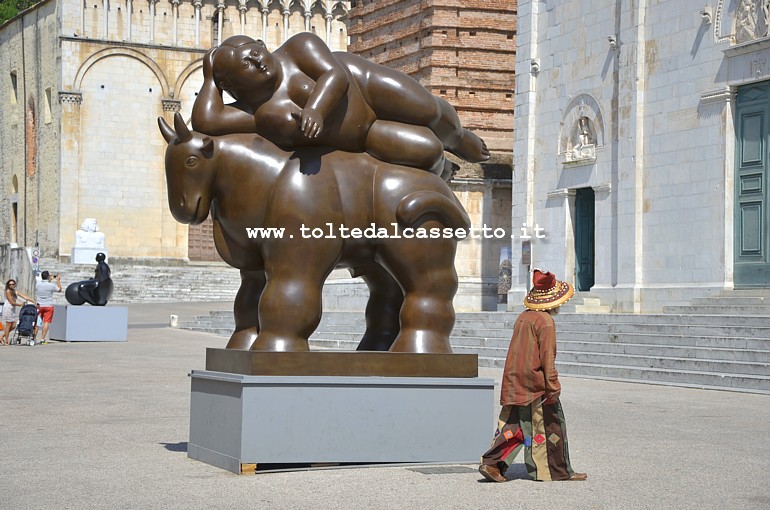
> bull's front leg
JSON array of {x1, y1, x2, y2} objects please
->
[
  {"x1": 225, "y1": 270, "x2": 266, "y2": 350},
  {"x1": 250, "y1": 240, "x2": 340, "y2": 352}
]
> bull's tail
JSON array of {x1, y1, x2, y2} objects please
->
[{"x1": 396, "y1": 191, "x2": 471, "y2": 232}]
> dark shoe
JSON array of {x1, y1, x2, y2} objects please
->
[
  {"x1": 566, "y1": 472, "x2": 588, "y2": 481},
  {"x1": 479, "y1": 464, "x2": 507, "y2": 483}
]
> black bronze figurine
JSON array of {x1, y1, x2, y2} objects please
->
[{"x1": 65, "y1": 252, "x2": 114, "y2": 306}]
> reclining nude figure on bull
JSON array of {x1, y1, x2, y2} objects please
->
[
  {"x1": 191, "y1": 33, "x2": 490, "y2": 181},
  {"x1": 159, "y1": 113, "x2": 470, "y2": 353}
]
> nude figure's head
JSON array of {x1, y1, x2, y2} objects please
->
[{"x1": 212, "y1": 36, "x2": 278, "y2": 102}]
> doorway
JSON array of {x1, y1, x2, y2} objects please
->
[
  {"x1": 735, "y1": 81, "x2": 770, "y2": 287},
  {"x1": 574, "y1": 187, "x2": 595, "y2": 291}
]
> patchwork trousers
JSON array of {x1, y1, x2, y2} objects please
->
[{"x1": 480, "y1": 398, "x2": 575, "y2": 481}]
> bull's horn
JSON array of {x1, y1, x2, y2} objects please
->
[
  {"x1": 158, "y1": 117, "x2": 175, "y2": 143},
  {"x1": 173, "y1": 112, "x2": 192, "y2": 143}
]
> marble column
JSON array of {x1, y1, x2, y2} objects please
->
[
  {"x1": 325, "y1": 14, "x2": 332, "y2": 47},
  {"x1": 216, "y1": 1, "x2": 225, "y2": 46},
  {"x1": 149, "y1": 0, "x2": 157, "y2": 42},
  {"x1": 194, "y1": 0, "x2": 202, "y2": 47},
  {"x1": 172, "y1": 0, "x2": 179, "y2": 45},
  {"x1": 282, "y1": 8, "x2": 290, "y2": 43},
  {"x1": 103, "y1": 0, "x2": 109, "y2": 39},
  {"x1": 126, "y1": 0, "x2": 132, "y2": 40}
]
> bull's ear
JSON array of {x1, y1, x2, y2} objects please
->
[
  {"x1": 158, "y1": 117, "x2": 175, "y2": 143},
  {"x1": 174, "y1": 112, "x2": 192, "y2": 143},
  {"x1": 200, "y1": 137, "x2": 214, "y2": 159}
]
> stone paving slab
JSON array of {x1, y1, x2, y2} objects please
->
[{"x1": 0, "y1": 302, "x2": 769, "y2": 510}]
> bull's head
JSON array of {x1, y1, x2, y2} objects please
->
[{"x1": 158, "y1": 112, "x2": 216, "y2": 225}]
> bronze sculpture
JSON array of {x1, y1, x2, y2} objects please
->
[
  {"x1": 159, "y1": 113, "x2": 469, "y2": 353},
  {"x1": 191, "y1": 33, "x2": 489, "y2": 180},
  {"x1": 65, "y1": 252, "x2": 114, "y2": 306}
]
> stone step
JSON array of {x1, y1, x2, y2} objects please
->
[
  {"x1": 662, "y1": 305, "x2": 770, "y2": 316},
  {"x1": 477, "y1": 358, "x2": 770, "y2": 393},
  {"x1": 465, "y1": 347, "x2": 770, "y2": 376},
  {"x1": 559, "y1": 297, "x2": 611, "y2": 314},
  {"x1": 556, "y1": 321, "x2": 770, "y2": 339},
  {"x1": 175, "y1": 309, "x2": 770, "y2": 393},
  {"x1": 691, "y1": 296, "x2": 770, "y2": 306}
]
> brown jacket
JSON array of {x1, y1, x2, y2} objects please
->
[{"x1": 500, "y1": 309, "x2": 561, "y2": 406}]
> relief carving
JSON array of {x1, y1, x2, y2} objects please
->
[{"x1": 735, "y1": 0, "x2": 770, "y2": 43}]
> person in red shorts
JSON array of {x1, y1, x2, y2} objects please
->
[{"x1": 35, "y1": 271, "x2": 62, "y2": 344}]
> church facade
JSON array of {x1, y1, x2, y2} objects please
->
[
  {"x1": 0, "y1": 0, "x2": 350, "y2": 261},
  {"x1": 512, "y1": 0, "x2": 770, "y2": 311}
]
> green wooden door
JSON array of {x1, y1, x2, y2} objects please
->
[
  {"x1": 735, "y1": 82, "x2": 770, "y2": 287},
  {"x1": 575, "y1": 187, "x2": 595, "y2": 291}
]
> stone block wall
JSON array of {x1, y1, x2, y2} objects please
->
[{"x1": 0, "y1": 1, "x2": 61, "y2": 257}]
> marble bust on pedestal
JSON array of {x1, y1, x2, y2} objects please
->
[{"x1": 71, "y1": 218, "x2": 108, "y2": 264}]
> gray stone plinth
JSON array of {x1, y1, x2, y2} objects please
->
[
  {"x1": 50, "y1": 305, "x2": 128, "y2": 342},
  {"x1": 188, "y1": 370, "x2": 495, "y2": 474}
]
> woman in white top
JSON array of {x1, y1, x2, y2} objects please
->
[{"x1": 2, "y1": 279, "x2": 34, "y2": 346}]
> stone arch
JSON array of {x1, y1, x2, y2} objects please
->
[
  {"x1": 173, "y1": 59, "x2": 203, "y2": 101},
  {"x1": 559, "y1": 93, "x2": 605, "y2": 157},
  {"x1": 73, "y1": 48, "x2": 171, "y2": 97}
]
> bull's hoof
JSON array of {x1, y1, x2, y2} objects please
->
[
  {"x1": 250, "y1": 335, "x2": 310, "y2": 352},
  {"x1": 226, "y1": 328, "x2": 258, "y2": 350}
]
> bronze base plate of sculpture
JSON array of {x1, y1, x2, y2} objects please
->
[{"x1": 205, "y1": 349, "x2": 478, "y2": 378}]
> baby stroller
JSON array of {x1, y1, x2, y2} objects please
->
[{"x1": 13, "y1": 303, "x2": 38, "y2": 346}]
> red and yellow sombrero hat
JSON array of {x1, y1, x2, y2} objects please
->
[{"x1": 523, "y1": 269, "x2": 574, "y2": 311}]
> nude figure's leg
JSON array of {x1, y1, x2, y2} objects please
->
[
  {"x1": 347, "y1": 57, "x2": 490, "y2": 163},
  {"x1": 432, "y1": 97, "x2": 491, "y2": 164},
  {"x1": 226, "y1": 270, "x2": 266, "y2": 350},
  {"x1": 365, "y1": 120, "x2": 445, "y2": 175},
  {"x1": 354, "y1": 264, "x2": 404, "y2": 351}
]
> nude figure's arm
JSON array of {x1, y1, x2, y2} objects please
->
[
  {"x1": 191, "y1": 48, "x2": 257, "y2": 136},
  {"x1": 285, "y1": 33, "x2": 350, "y2": 138}
]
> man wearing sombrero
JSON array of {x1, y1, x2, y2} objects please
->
[{"x1": 479, "y1": 269, "x2": 588, "y2": 483}]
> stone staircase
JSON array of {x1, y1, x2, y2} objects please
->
[
  {"x1": 35, "y1": 258, "x2": 242, "y2": 303},
  {"x1": 179, "y1": 294, "x2": 770, "y2": 394}
]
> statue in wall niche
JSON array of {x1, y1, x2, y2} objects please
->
[
  {"x1": 763, "y1": 0, "x2": 770, "y2": 35},
  {"x1": 191, "y1": 33, "x2": 490, "y2": 181},
  {"x1": 65, "y1": 252, "x2": 113, "y2": 306},
  {"x1": 566, "y1": 116, "x2": 596, "y2": 163},
  {"x1": 71, "y1": 218, "x2": 108, "y2": 264}
]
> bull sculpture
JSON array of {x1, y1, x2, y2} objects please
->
[{"x1": 159, "y1": 113, "x2": 470, "y2": 353}]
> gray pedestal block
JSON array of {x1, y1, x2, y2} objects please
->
[
  {"x1": 50, "y1": 305, "x2": 128, "y2": 342},
  {"x1": 189, "y1": 370, "x2": 495, "y2": 474}
]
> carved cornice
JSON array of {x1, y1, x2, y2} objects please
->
[
  {"x1": 547, "y1": 188, "x2": 576, "y2": 200},
  {"x1": 162, "y1": 99, "x2": 182, "y2": 112},
  {"x1": 59, "y1": 91, "x2": 82, "y2": 104},
  {"x1": 700, "y1": 87, "x2": 735, "y2": 105}
]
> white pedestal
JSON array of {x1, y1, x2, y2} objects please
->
[
  {"x1": 188, "y1": 370, "x2": 495, "y2": 474},
  {"x1": 71, "y1": 247, "x2": 108, "y2": 265},
  {"x1": 50, "y1": 305, "x2": 127, "y2": 342}
]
